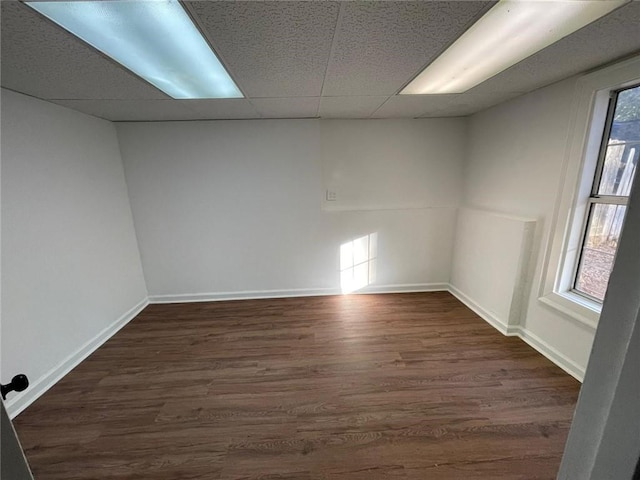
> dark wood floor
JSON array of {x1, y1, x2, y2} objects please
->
[{"x1": 14, "y1": 292, "x2": 581, "y2": 479}]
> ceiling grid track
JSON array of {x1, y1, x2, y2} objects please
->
[
  {"x1": 317, "y1": 1, "x2": 346, "y2": 118},
  {"x1": 2, "y1": 1, "x2": 639, "y2": 121}
]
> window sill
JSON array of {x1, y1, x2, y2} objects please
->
[{"x1": 539, "y1": 291, "x2": 600, "y2": 330}]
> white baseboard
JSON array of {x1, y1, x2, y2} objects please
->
[
  {"x1": 6, "y1": 298, "x2": 149, "y2": 419},
  {"x1": 149, "y1": 287, "x2": 339, "y2": 303},
  {"x1": 515, "y1": 327, "x2": 585, "y2": 382},
  {"x1": 448, "y1": 284, "x2": 584, "y2": 382},
  {"x1": 148, "y1": 283, "x2": 448, "y2": 304},
  {"x1": 448, "y1": 285, "x2": 511, "y2": 335},
  {"x1": 357, "y1": 283, "x2": 449, "y2": 294}
]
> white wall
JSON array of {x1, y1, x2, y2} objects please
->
[
  {"x1": 450, "y1": 208, "x2": 536, "y2": 334},
  {"x1": 116, "y1": 118, "x2": 466, "y2": 300},
  {"x1": 320, "y1": 120, "x2": 463, "y2": 210},
  {"x1": 559, "y1": 149, "x2": 640, "y2": 479},
  {"x1": 461, "y1": 77, "x2": 596, "y2": 378},
  {"x1": 1, "y1": 89, "x2": 148, "y2": 416}
]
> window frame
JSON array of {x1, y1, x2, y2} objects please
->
[
  {"x1": 539, "y1": 56, "x2": 640, "y2": 330},
  {"x1": 571, "y1": 87, "x2": 638, "y2": 302}
]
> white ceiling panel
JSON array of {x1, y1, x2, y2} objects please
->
[
  {"x1": 372, "y1": 93, "x2": 521, "y2": 119},
  {"x1": 319, "y1": 96, "x2": 388, "y2": 118},
  {"x1": 0, "y1": 1, "x2": 166, "y2": 100},
  {"x1": 187, "y1": 1, "x2": 339, "y2": 98},
  {"x1": 251, "y1": 97, "x2": 320, "y2": 118},
  {"x1": 50, "y1": 100, "x2": 209, "y2": 122},
  {"x1": 469, "y1": 1, "x2": 640, "y2": 95},
  {"x1": 188, "y1": 100, "x2": 261, "y2": 120},
  {"x1": 2, "y1": 0, "x2": 640, "y2": 120},
  {"x1": 321, "y1": 1, "x2": 494, "y2": 97}
]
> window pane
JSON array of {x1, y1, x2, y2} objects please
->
[
  {"x1": 597, "y1": 143, "x2": 638, "y2": 196},
  {"x1": 598, "y1": 84, "x2": 640, "y2": 196},
  {"x1": 612, "y1": 85, "x2": 640, "y2": 141},
  {"x1": 575, "y1": 203, "x2": 627, "y2": 301}
]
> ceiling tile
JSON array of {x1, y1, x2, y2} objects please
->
[
  {"x1": 3, "y1": 0, "x2": 639, "y2": 121},
  {"x1": 0, "y1": 1, "x2": 166, "y2": 100},
  {"x1": 188, "y1": 100, "x2": 261, "y2": 120},
  {"x1": 372, "y1": 93, "x2": 521, "y2": 118},
  {"x1": 187, "y1": 1, "x2": 339, "y2": 98},
  {"x1": 321, "y1": 1, "x2": 494, "y2": 97},
  {"x1": 250, "y1": 98, "x2": 320, "y2": 118},
  {"x1": 470, "y1": 2, "x2": 640, "y2": 95},
  {"x1": 319, "y1": 96, "x2": 388, "y2": 118},
  {"x1": 50, "y1": 100, "x2": 203, "y2": 122}
]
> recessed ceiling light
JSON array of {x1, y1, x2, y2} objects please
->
[
  {"x1": 25, "y1": 0, "x2": 243, "y2": 99},
  {"x1": 401, "y1": 0, "x2": 628, "y2": 95}
]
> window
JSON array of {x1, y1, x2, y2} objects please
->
[
  {"x1": 573, "y1": 85, "x2": 640, "y2": 302},
  {"x1": 539, "y1": 56, "x2": 640, "y2": 328}
]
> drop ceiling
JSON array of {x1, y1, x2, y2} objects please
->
[{"x1": 2, "y1": 0, "x2": 640, "y2": 121}]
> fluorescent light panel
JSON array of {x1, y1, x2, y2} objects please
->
[
  {"x1": 402, "y1": 0, "x2": 628, "y2": 95},
  {"x1": 26, "y1": 0, "x2": 243, "y2": 99}
]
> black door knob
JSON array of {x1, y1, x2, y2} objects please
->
[{"x1": 1, "y1": 374, "x2": 29, "y2": 400}]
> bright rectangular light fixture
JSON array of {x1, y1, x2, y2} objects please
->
[
  {"x1": 25, "y1": 0, "x2": 243, "y2": 99},
  {"x1": 401, "y1": 0, "x2": 628, "y2": 95}
]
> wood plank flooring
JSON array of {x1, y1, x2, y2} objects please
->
[{"x1": 13, "y1": 292, "x2": 581, "y2": 479}]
